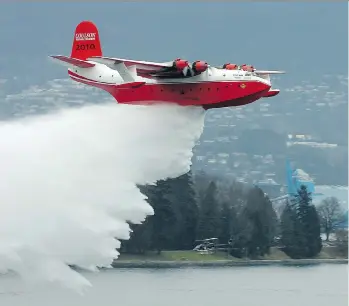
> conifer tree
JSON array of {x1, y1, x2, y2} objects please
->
[{"x1": 197, "y1": 181, "x2": 220, "y2": 240}]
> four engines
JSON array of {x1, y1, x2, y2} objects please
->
[{"x1": 172, "y1": 59, "x2": 255, "y2": 75}]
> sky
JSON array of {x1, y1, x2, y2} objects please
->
[{"x1": 0, "y1": 2, "x2": 347, "y2": 84}]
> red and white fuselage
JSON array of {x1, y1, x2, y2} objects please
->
[{"x1": 50, "y1": 21, "x2": 284, "y2": 110}]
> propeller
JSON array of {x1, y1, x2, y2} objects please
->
[
  {"x1": 172, "y1": 55, "x2": 192, "y2": 77},
  {"x1": 182, "y1": 65, "x2": 194, "y2": 77},
  {"x1": 173, "y1": 56, "x2": 213, "y2": 77},
  {"x1": 184, "y1": 60, "x2": 212, "y2": 77}
]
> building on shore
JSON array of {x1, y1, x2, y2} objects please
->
[{"x1": 270, "y1": 161, "x2": 348, "y2": 229}]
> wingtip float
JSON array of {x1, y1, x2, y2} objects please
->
[{"x1": 49, "y1": 20, "x2": 285, "y2": 110}]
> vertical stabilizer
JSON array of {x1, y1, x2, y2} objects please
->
[{"x1": 71, "y1": 21, "x2": 102, "y2": 61}]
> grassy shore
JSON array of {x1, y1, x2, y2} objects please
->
[{"x1": 111, "y1": 247, "x2": 348, "y2": 268}]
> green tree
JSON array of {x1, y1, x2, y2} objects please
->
[
  {"x1": 295, "y1": 185, "x2": 322, "y2": 257},
  {"x1": 228, "y1": 181, "x2": 247, "y2": 213},
  {"x1": 121, "y1": 220, "x2": 153, "y2": 254},
  {"x1": 211, "y1": 182, "x2": 278, "y2": 259},
  {"x1": 240, "y1": 186, "x2": 278, "y2": 258},
  {"x1": 281, "y1": 185, "x2": 322, "y2": 258},
  {"x1": 141, "y1": 180, "x2": 178, "y2": 254},
  {"x1": 228, "y1": 206, "x2": 251, "y2": 258},
  {"x1": 193, "y1": 171, "x2": 216, "y2": 203},
  {"x1": 167, "y1": 171, "x2": 199, "y2": 250},
  {"x1": 218, "y1": 201, "x2": 233, "y2": 244},
  {"x1": 306, "y1": 205, "x2": 323, "y2": 257},
  {"x1": 125, "y1": 171, "x2": 200, "y2": 254},
  {"x1": 196, "y1": 181, "x2": 220, "y2": 240},
  {"x1": 280, "y1": 201, "x2": 305, "y2": 258}
]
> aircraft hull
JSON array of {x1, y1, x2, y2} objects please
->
[{"x1": 68, "y1": 70, "x2": 270, "y2": 110}]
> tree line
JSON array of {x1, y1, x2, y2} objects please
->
[{"x1": 120, "y1": 170, "x2": 348, "y2": 259}]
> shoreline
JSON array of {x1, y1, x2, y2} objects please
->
[{"x1": 111, "y1": 258, "x2": 348, "y2": 268}]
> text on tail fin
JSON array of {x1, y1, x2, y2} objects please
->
[{"x1": 71, "y1": 20, "x2": 102, "y2": 61}]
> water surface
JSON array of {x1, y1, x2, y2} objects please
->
[{"x1": 0, "y1": 265, "x2": 347, "y2": 306}]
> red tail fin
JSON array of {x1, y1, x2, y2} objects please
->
[{"x1": 71, "y1": 21, "x2": 102, "y2": 61}]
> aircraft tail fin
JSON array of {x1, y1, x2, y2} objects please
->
[{"x1": 71, "y1": 20, "x2": 102, "y2": 61}]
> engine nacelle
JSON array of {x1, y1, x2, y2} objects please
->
[
  {"x1": 240, "y1": 64, "x2": 255, "y2": 72},
  {"x1": 192, "y1": 60, "x2": 208, "y2": 73},
  {"x1": 173, "y1": 58, "x2": 189, "y2": 71},
  {"x1": 223, "y1": 63, "x2": 239, "y2": 70}
]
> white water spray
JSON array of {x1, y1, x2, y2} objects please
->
[{"x1": 0, "y1": 102, "x2": 205, "y2": 293}]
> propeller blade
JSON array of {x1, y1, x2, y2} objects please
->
[
  {"x1": 182, "y1": 66, "x2": 189, "y2": 76},
  {"x1": 183, "y1": 65, "x2": 194, "y2": 77}
]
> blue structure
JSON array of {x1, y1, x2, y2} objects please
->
[
  {"x1": 286, "y1": 161, "x2": 348, "y2": 230},
  {"x1": 286, "y1": 160, "x2": 321, "y2": 198},
  {"x1": 271, "y1": 161, "x2": 321, "y2": 204}
]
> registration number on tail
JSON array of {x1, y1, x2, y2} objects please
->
[{"x1": 75, "y1": 44, "x2": 96, "y2": 51}]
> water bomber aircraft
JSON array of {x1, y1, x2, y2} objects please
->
[{"x1": 50, "y1": 21, "x2": 285, "y2": 110}]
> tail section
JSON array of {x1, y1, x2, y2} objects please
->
[{"x1": 71, "y1": 21, "x2": 102, "y2": 60}]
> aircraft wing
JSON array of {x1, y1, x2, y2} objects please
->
[
  {"x1": 88, "y1": 56, "x2": 192, "y2": 78},
  {"x1": 89, "y1": 56, "x2": 171, "y2": 69},
  {"x1": 254, "y1": 70, "x2": 286, "y2": 75}
]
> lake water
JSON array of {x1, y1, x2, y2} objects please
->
[{"x1": 0, "y1": 265, "x2": 347, "y2": 306}]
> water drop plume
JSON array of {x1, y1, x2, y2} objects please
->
[{"x1": 0, "y1": 102, "x2": 205, "y2": 293}]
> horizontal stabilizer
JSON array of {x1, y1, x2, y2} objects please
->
[
  {"x1": 114, "y1": 62, "x2": 136, "y2": 82},
  {"x1": 115, "y1": 81, "x2": 146, "y2": 89},
  {"x1": 49, "y1": 55, "x2": 95, "y2": 68}
]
